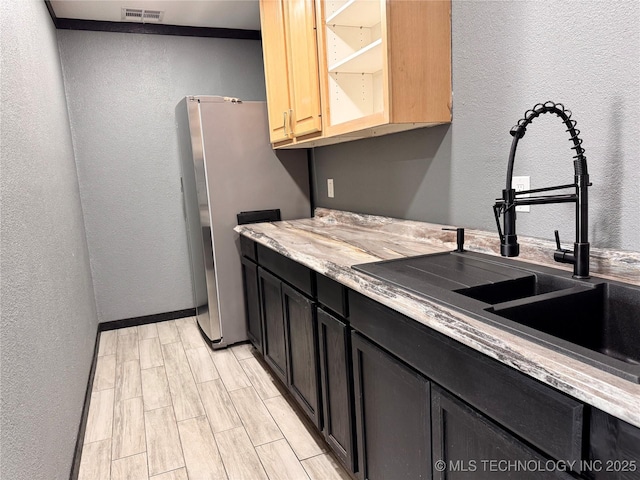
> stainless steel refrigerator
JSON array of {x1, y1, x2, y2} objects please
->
[{"x1": 176, "y1": 95, "x2": 310, "y2": 348}]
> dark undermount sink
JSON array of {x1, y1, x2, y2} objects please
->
[
  {"x1": 353, "y1": 251, "x2": 640, "y2": 382},
  {"x1": 487, "y1": 282, "x2": 640, "y2": 366},
  {"x1": 455, "y1": 271, "x2": 581, "y2": 305}
]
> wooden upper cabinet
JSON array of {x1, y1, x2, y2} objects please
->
[
  {"x1": 259, "y1": 0, "x2": 293, "y2": 143},
  {"x1": 317, "y1": 0, "x2": 452, "y2": 138},
  {"x1": 259, "y1": 0, "x2": 451, "y2": 148},
  {"x1": 284, "y1": 0, "x2": 323, "y2": 138},
  {"x1": 259, "y1": 0, "x2": 322, "y2": 144}
]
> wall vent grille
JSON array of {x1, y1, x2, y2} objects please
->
[{"x1": 121, "y1": 8, "x2": 164, "y2": 22}]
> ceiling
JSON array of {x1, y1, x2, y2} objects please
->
[{"x1": 49, "y1": 0, "x2": 261, "y2": 31}]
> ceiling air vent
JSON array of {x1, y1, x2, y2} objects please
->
[{"x1": 122, "y1": 8, "x2": 164, "y2": 23}]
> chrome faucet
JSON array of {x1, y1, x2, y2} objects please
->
[{"x1": 493, "y1": 101, "x2": 591, "y2": 279}]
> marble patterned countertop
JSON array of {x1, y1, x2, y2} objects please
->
[{"x1": 234, "y1": 208, "x2": 640, "y2": 428}]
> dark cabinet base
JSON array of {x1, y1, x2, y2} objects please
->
[
  {"x1": 284, "y1": 283, "x2": 321, "y2": 428},
  {"x1": 432, "y1": 386, "x2": 575, "y2": 480},
  {"x1": 241, "y1": 241, "x2": 640, "y2": 480},
  {"x1": 259, "y1": 267, "x2": 287, "y2": 384},
  {"x1": 318, "y1": 308, "x2": 356, "y2": 472},
  {"x1": 241, "y1": 256, "x2": 263, "y2": 353},
  {"x1": 352, "y1": 332, "x2": 432, "y2": 480}
]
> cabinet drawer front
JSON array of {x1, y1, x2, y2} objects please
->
[
  {"x1": 317, "y1": 274, "x2": 348, "y2": 317},
  {"x1": 349, "y1": 291, "x2": 584, "y2": 467},
  {"x1": 432, "y1": 386, "x2": 575, "y2": 480},
  {"x1": 257, "y1": 244, "x2": 315, "y2": 297},
  {"x1": 240, "y1": 236, "x2": 257, "y2": 262}
]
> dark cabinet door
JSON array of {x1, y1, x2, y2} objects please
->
[
  {"x1": 432, "y1": 386, "x2": 575, "y2": 480},
  {"x1": 241, "y1": 256, "x2": 262, "y2": 353},
  {"x1": 318, "y1": 308, "x2": 355, "y2": 472},
  {"x1": 352, "y1": 332, "x2": 431, "y2": 480},
  {"x1": 258, "y1": 267, "x2": 287, "y2": 384},
  {"x1": 283, "y1": 283, "x2": 320, "y2": 427},
  {"x1": 589, "y1": 409, "x2": 640, "y2": 480}
]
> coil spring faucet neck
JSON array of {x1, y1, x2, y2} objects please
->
[{"x1": 493, "y1": 101, "x2": 591, "y2": 279}]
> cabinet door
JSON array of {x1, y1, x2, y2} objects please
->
[
  {"x1": 258, "y1": 268, "x2": 287, "y2": 384},
  {"x1": 283, "y1": 283, "x2": 320, "y2": 427},
  {"x1": 352, "y1": 332, "x2": 431, "y2": 480},
  {"x1": 432, "y1": 386, "x2": 575, "y2": 480},
  {"x1": 318, "y1": 308, "x2": 355, "y2": 472},
  {"x1": 241, "y1": 257, "x2": 262, "y2": 353},
  {"x1": 283, "y1": 0, "x2": 322, "y2": 137},
  {"x1": 259, "y1": 0, "x2": 293, "y2": 143}
]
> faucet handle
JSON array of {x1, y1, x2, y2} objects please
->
[{"x1": 553, "y1": 230, "x2": 573, "y2": 266}]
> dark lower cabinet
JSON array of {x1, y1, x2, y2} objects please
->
[
  {"x1": 241, "y1": 245, "x2": 639, "y2": 480},
  {"x1": 588, "y1": 409, "x2": 640, "y2": 480},
  {"x1": 432, "y1": 386, "x2": 575, "y2": 480},
  {"x1": 283, "y1": 283, "x2": 321, "y2": 428},
  {"x1": 258, "y1": 267, "x2": 287, "y2": 384},
  {"x1": 352, "y1": 332, "x2": 432, "y2": 480},
  {"x1": 241, "y1": 256, "x2": 262, "y2": 353},
  {"x1": 318, "y1": 308, "x2": 355, "y2": 472}
]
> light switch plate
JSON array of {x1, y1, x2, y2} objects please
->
[
  {"x1": 327, "y1": 179, "x2": 334, "y2": 198},
  {"x1": 513, "y1": 176, "x2": 530, "y2": 212}
]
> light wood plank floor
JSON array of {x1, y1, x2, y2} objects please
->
[{"x1": 80, "y1": 318, "x2": 351, "y2": 480}]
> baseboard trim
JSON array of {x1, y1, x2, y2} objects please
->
[
  {"x1": 69, "y1": 326, "x2": 101, "y2": 480},
  {"x1": 99, "y1": 308, "x2": 197, "y2": 332}
]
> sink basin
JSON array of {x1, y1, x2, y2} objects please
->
[
  {"x1": 353, "y1": 252, "x2": 575, "y2": 301},
  {"x1": 455, "y1": 272, "x2": 580, "y2": 305},
  {"x1": 488, "y1": 283, "x2": 640, "y2": 366},
  {"x1": 353, "y1": 251, "x2": 640, "y2": 382}
]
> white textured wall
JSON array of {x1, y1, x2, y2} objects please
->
[
  {"x1": 0, "y1": 1, "x2": 98, "y2": 479},
  {"x1": 57, "y1": 31, "x2": 267, "y2": 322},
  {"x1": 314, "y1": 0, "x2": 640, "y2": 252}
]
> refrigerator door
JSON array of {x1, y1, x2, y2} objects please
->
[
  {"x1": 182, "y1": 96, "x2": 310, "y2": 347},
  {"x1": 179, "y1": 97, "x2": 221, "y2": 342}
]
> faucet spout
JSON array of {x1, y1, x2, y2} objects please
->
[{"x1": 493, "y1": 101, "x2": 591, "y2": 279}]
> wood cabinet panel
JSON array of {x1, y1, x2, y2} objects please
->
[
  {"x1": 259, "y1": 267, "x2": 287, "y2": 383},
  {"x1": 259, "y1": 0, "x2": 293, "y2": 143},
  {"x1": 317, "y1": 308, "x2": 355, "y2": 471},
  {"x1": 284, "y1": 0, "x2": 322, "y2": 137},
  {"x1": 352, "y1": 332, "x2": 431, "y2": 480},
  {"x1": 589, "y1": 408, "x2": 640, "y2": 480},
  {"x1": 260, "y1": 0, "x2": 321, "y2": 144},
  {"x1": 257, "y1": 244, "x2": 315, "y2": 298},
  {"x1": 432, "y1": 386, "x2": 575, "y2": 480},
  {"x1": 241, "y1": 257, "x2": 263, "y2": 353},
  {"x1": 283, "y1": 283, "x2": 320, "y2": 427}
]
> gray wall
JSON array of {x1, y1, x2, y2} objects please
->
[
  {"x1": 57, "y1": 30, "x2": 267, "y2": 322},
  {"x1": 314, "y1": 0, "x2": 640, "y2": 252},
  {"x1": 0, "y1": 1, "x2": 98, "y2": 479}
]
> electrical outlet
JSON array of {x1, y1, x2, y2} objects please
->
[
  {"x1": 513, "y1": 176, "x2": 530, "y2": 212},
  {"x1": 327, "y1": 179, "x2": 334, "y2": 198}
]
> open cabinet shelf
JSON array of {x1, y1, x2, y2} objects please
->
[
  {"x1": 326, "y1": 0, "x2": 382, "y2": 27},
  {"x1": 328, "y1": 39, "x2": 382, "y2": 74}
]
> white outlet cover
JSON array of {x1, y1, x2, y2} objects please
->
[{"x1": 513, "y1": 176, "x2": 530, "y2": 213}]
